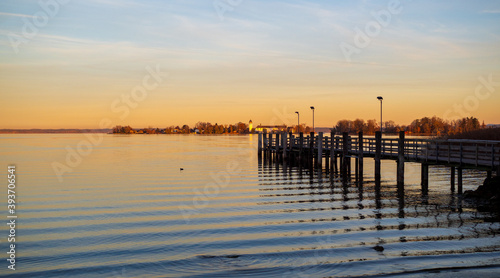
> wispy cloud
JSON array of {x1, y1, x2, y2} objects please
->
[
  {"x1": 481, "y1": 10, "x2": 500, "y2": 14},
  {"x1": 0, "y1": 12, "x2": 35, "y2": 18}
]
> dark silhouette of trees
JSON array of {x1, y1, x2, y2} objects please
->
[{"x1": 114, "y1": 116, "x2": 486, "y2": 136}]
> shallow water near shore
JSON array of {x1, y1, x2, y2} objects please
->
[{"x1": 1, "y1": 134, "x2": 500, "y2": 277}]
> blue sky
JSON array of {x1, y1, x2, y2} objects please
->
[{"x1": 0, "y1": 0, "x2": 499, "y2": 128}]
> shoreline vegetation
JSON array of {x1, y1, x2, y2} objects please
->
[
  {"x1": 110, "y1": 116, "x2": 498, "y2": 138},
  {"x1": 1, "y1": 116, "x2": 498, "y2": 139}
]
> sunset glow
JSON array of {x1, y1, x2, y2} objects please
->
[{"x1": 0, "y1": 0, "x2": 499, "y2": 128}]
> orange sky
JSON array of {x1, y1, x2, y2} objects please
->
[{"x1": 1, "y1": 1, "x2": 499, "y2": 129}]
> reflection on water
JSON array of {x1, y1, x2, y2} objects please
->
[{"x1": 1, "y1": 134, "x2": 500, "y2": 277}]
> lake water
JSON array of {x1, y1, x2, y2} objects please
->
[{"x1": 1, "y1": 134, "x2": 500, "y2": 277}]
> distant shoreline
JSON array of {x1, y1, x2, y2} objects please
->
[{"x1": 0, "y1": 129, "x2": 112, "y2": 134}]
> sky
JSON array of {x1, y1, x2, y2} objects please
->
[{"x1": 0, "y1": 0, "x2": 499, "y2": 129}]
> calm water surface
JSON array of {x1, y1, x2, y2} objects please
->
[{"x1": 1, "y1": 134, "x2": 500, "y2": 277}]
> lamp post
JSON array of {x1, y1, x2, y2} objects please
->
[
  {"x1": 310, "y1": 106, "x2": 315, "y2": 133},
  {"x1": 377, "y1": 96, "x2": 383, "y2": 133},
  {"x1": 295, "y1": 111, "x2": 299, "y2": 133}
]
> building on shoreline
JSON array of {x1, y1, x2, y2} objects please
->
[{"x1": 254, "y1": 124, "x2": 288, "y2": 133}]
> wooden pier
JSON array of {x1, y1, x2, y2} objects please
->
[{"x1": 258, "y1": 131, "x2": 500, "y2": 194}]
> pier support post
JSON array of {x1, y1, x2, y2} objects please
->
[
  {"x1": 268, "y1": 133, "x2": 273, "y2": 160},
  {"x1": 397, "y1": 131, "x2": 405, "y2": 186},
  {"x1": 334, "y1": 136, "x2": 339, "y2": 173},
  {"x1": 358, "y1": 131, "x2": 364, "y2": 184},
  {"x1": 309, "y1": 132, "x2": 315, "y2": 166},
  {"x1": 299, "y1": 132, "x2": 304, "y2": 162},
  {"x1": 275, "y1": 133, "x2": 280, "y2": 161},
  {"x1": 282, "y1": 132, "x2": 287, "y2": 160},
  {"x1": 458, "y1": 167, "x2": 463, "y2": 194},
  {"x1": 258, "y1": 132, "x2": 263, "y2": 157},
  {"x1": 342, "y1": 132, "x2": 349, "y2": 180},
  {"x1": 330, "y1": 130, "x2": 335, "y2": 172},
  {"x1": 375, "y1": 131, "x2": 382, "y2": 182},
  {"x1": 355, "y1": 157, "x2": 359, "y2": 182},
  {"x1": 263, "y1": 131, "x2": 268, "y2": 156},
  {"x1": 317, "y1": 132, "x2": 323, "y2": 168},
  {"x1": 451, "y1": 166, "x2": 455, "y2": 192},
  {"x1": 421, "y1": 163, "x2": 429, "y2": 194}
]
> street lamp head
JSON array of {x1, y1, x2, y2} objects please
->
[
  {"x1": 310, "y1": 106, "x2": 314, "y2": 110},
  {"x1": 377, "y1": 96, "x2": 383, "y2": 100},
  {"x1": 295, "y1": 111, "x2": 299, "y2": 114}
]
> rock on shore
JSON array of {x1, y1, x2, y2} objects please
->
[{"x1": 464, "y1": 176, "x2": 500, "y2": 214}]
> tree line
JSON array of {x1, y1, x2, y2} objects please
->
[
  {"x1": 113, "y1": 121, "x2": 250, "y2": 134},
  {"x1": 112, "y1": 116, "x2": 488, "y2": 136},
  {"x1": 333, "y1": 116, "x2": 486, "y2": 135}
]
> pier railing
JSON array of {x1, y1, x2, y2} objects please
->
[
  {"x1": 262, "y1": 133, "x2": 500, "y2": 170},
  {"x1": 259, "y1": 131, "x2": 500, "y2": 194}
]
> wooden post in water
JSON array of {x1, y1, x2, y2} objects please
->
[
  {"x1": 421, "y1": 163, "x2": 429, "y2": 194},
  {"x1": 275, "y1": 132, "x2": 280, "y2": 161},
  {"x1": 309, "y1": 132, "x2": 315, "y2": 166},
  {"x1": 282, "y1": 132, "x2": 287, "y2": 160},
  {"x1": 451, "y1": 166, "x2": 455, "y2": 192},
  {"x1": 375, "y1": 131, "x2": 382, "y2": 182},
  {"x1": 262, "y1": 131, "x2": 268, "y2": 157},
  {"x1": 299, "y1": 132, "x2": 304, "y2": 162},
  {"x1": 334, "y1": 136, "x2": 339, "y2": 173},
  {"x1": 397, "y1": 131, "x2": 405, "y2": 186},
  {"x1": 355, "y1": 156, "x2": 359, "y2": 181},
  {"x1": 317, "y1": 132, "x2": 323, "y2": 168},
  {"x1": 258, "y1": 132, "x2": 263, "y2": 157},
  {"x1": 457, "y1": 167, "x2": 463, "y2": 194},
  {"x1": 342, "y1": 132, "x2": 349, "y2": 179},
  {"x1": 268, "y1": 133, "x2": 273, "y2": 160},
  {"x1": 358, "y1": 131, "x2": 364, "y2": 183},
  {"x1": 330, "y1": 130, "x2": 335, "y2": 172}
]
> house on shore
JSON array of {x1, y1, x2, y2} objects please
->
[{"x1": 254, "y1": 124, "x2": 288, "y2": 133}]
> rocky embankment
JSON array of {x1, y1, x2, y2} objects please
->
[{"x1": 464, "y1": 176, "x2": 500, "y2": 214}]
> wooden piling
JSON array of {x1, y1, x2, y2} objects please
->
[
  {"x1": 421, "y1": 163, "x2": 429, "y2": 193},
  {"x1": 355, "y1": 157, "x2": 359, "y2": 181},
  {"x1": 397, "y1": 131, "x2": 405, "y2": 186},
  {"x1": 334, "y1": 136, "x2": 339, "y2": 173},
  {"x1": 275, "y1": 133, "x2": 280, "y2": 161},
  {"x1": 375, "y1": 131, "x2": 382, "y2": 182},
  {"x1": 269, "y1": 133, "x2": 273, "y2": 160},
  {"x1": 342, "y1": 132, "x2": 349, "y2": 179},
  {"x1": 299, "y1": 132, "x2": 304, "y2": 162},
  {"x1": 258, "y1": 132, "x2": 263, "y2": 157},
  {"x1": 458, "y1": 167, "x2": 463, "y2": 194},
  {"x1": 330, "y1": 130, "x2": 335, "y2": 172},
  {"x1": 282, "y1": 132, "x2": 287, "y2": 160},
  {"x1": 358, "y1": 131, "x2": 364, "y2": 183},
  {"x1": 451, "y1": 166, "x2": 455, "y2": 192},
  {"x1": 309, "y1": 132, "x2": 314, "y2": 166},
  {"x1": 267, "y1": 132, "x2": 272, "y2": 150},
  {"x1": 317, "y1": 132, "x2": 323, "y2": 168}
]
